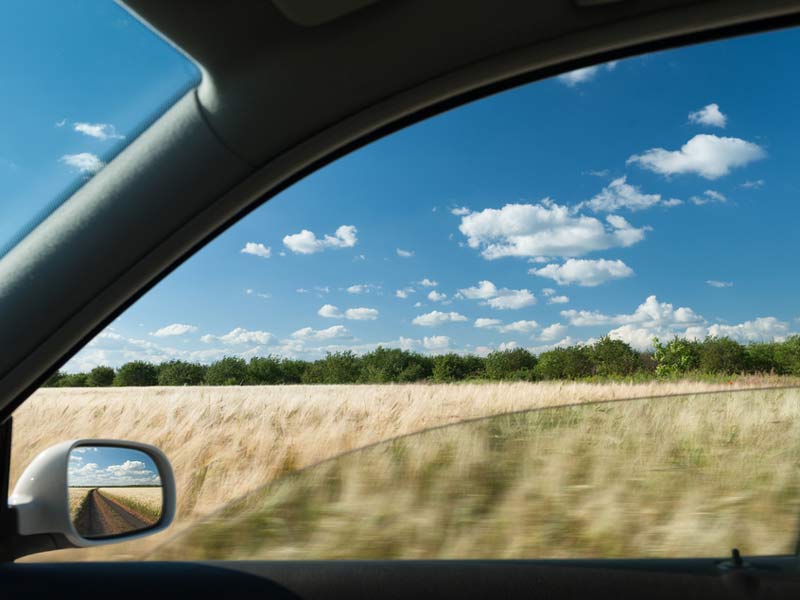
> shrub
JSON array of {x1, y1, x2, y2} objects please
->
[
  {"x1": 247, "y1": 356, "x2": 283, "y2": 385},
  {"x1": 534, "y1": 347, "x2": 593, "y2": 380},
  {"x1": 279, "y1": 359, "x2": 308, "y2": 384},
  {"x1": 698, "y1": 337, "x2": 748, "y2": 375},
  {"x1": 652, "y1": 337, "x2": 700, "y2": 377},
  {"x1": 484, "y1": 348, "x2": 537, "y2": 380},
  {"x1": 775, "y1": 336, "x2": 800, "y2": 376},
  {"x1": 205, "y1": 357, "x2": 248, "y2": 385},
  {"x1": 590, "y1": 337, "x2": 640, "y2": 377},
  {"x1": 158, "y1": 360, "x2": 207, "y2": 386},
  {"x1": 302, "y1": 352, "x2": 361, "y2": 384},
  {"x1": 359, "y1": 347, "x2": 433, "y2": 383},
  {"x1": 57, "y1": 372, "x2": 90, "y2": 387},
  {"x1": 87, "y1": 365, "x2": 115, "y2": 387},
  {"x1": 746, "y1": 342, "x2": 779, "y2": 374},
  {"x1": 432, "y1": 353, "x2": 485, "y2": 382},
  {"x1": 113, "y1": 361, "x2": 158, "y2": 386}
]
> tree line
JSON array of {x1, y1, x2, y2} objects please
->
[{"x1": 44, "y1": 335, "x2": 800, "y2": 387}]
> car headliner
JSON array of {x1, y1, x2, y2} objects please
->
[{"x1": 0, "y1": 0, "x2": 799, "y2": 421}]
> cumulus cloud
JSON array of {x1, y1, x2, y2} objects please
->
[
  {"x1": 458, "y1": 200, "x2": 649, "y2": 259},
  {"x1": 412, "y1": 311, "x2": 468, "y2": 327},
  {"x1": 531, "y1": 258, "x2": 634, "y2": 287},
  {"x1": 60, "y1": 152, "x2": 104, "y2": 174},
  {"x1": 291, "y1": 325, "x2": 349, "y2": 340},
  {"x1": 548, "y1": 295, "x2": 570, "y2": 304},
  {"x1": 558, "y1": 61, "x2": 618, "y2": 86},
  {"x1": 474, "y1": 318, "x2": 502, "y2": 328},
  {"x1": 457, "y1": 280, "x2": 535, "y2": 310},
  {"x1": 428, "y1": 290, "x2": 447, "y2": 302},
  {"x1": 706, "y1": 280, "x2": 733, "y2": 288},
  {"x1": 627, "y1": 134, "x2": 765, "y2": 179},
  {"x1": 561, "y1": 295, "x2": 701, "y2": 329},
  {"x1": 580, "y1": 176, "x2": 681, "y2": 212},
  {"x1": 318, "y1": 304, "x2": 378, "y2": 320},
  {"x1": 203, "y1": 327, "x2": 272, "y2": 345},
  {"x1": 240, "y1": 242, "x2": 271, "y2": 258},
  {"x1": 539, "y1": 323, "x2": 568, "y2": 341},
  {"x1": 458, "y1": 280, "x2": 499, "y2": 300},
  {"x1": 346, "y1": 284, "x2": 379, "y2": 294},
  {"x1": 688, "y1": 103, "x2": 727, "y2": 128},
  {"x1": 395, "y1": 287, "x2": 415, "y2": 299},
  {"x1": 73, "y1": 122, "x2": 125, "y2": 140},
  {"x1": 318, "y1": 304, "x2": 342, "y2": 318},
  {"x1": 707, "y1": 317, "x2": 789, "y2": 342},
  {"x1": 498, "y1": 320, "x2": 539, "y2": 334},
  {"x1": 396, "y1": 248, "x2": 414, "y2": 257},
  {"x1": 690, "y1": 190, "x2": 726, "y2": 205},
  {"x1": 423, "y1": 336, "x2": 450, "y2": 350},
  {"x1": 419, "y1": 278, "x2": 438, "y2": 287},
  {"x1": 283, "y1": 225, "x2": 357, "y2": 254},
  {"x1": 151, "y1": 323, "x2": 197, "y2": 337},
  {"x1": 451, "y1": 207, "x2": 470, "y2": 216}
]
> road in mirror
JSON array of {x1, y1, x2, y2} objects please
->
[{"x1": 68, "y1": 446, "x2": 163, "y2": 539}]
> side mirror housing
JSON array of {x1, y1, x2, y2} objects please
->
[{"x1": 6, "y1": 439, "x2": 175, "y2": 559}]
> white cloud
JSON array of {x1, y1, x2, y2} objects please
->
[
  {"x1": 395, "y1": 287, "x2": 415, "y2": 299},
  {"x1": 498, "y1": 320, "x2": 539, "y2": 334},
  {"x1": 60, "y1": 152, "x2": 104, "y2": 174},
  {"x1": 562, "y1": 295, "x2": 702, "y2": 329},
  {"x1": 151, "y1": 323, "x2": 197, "y2": 337},
  {"x1": 740, "y1": 179, "x2": 764, "y2": 189},
  {"x1": 414, "y1": 301, "x2": 423, "y2": 308},
  {"x1": 688, "y1": 103, "x2": 727, "y2": 128},
  {"x1": 345, "y1": 307, "x2": 379, "y2": 320},
  {"x1": 458, "y1": 200, "x2": 649, "y2": 259},
  {"x1": 423, "y1": 335, "x2": 450, "y2": 350},
  {"x1": 73, "y1": 122, "x2": 125, "y2": 140},
  {"x1": 396, "y1": 248, "x2": 414, "y2": 257},
  {"x1": 412, "y1": 311, "x2": 468, "y2": 327},
  {"x1": 318, "y1": 304, "x2": 342, "y2": 318},
  {"x1": 540, "y1": 323, "x2": 568, "y2": 342},
  {"x1": 580, "y1": 176, "x2": 681, "y2": 212},
  {"x1": 291, "y1": 325, "x2": 349, "y2": 340},
  {"x1": 706, "y1": 280, "x2": 733, "y2": 288},
  {"x1": 240, "y1": 242, "x2": 271, "y2": 258},
  {"x1": 283, "y1": 225, "x2": 357, "y2": 254},
  {"x1": 541, "y1": 288, "x2": 556, "y2": 296},
  {"x1": 451, "y1": 207, "x2": 470, "y2": 216},
  {"x1": 428, "y1": 290, "x2": 447, "y2": 302},
  {"x1": 346, "y1": 284, "x2": 377, "y2": 294},
  {"x1": 458, "y1": 280, "x2": 498, "y2": 300},
  {"x1": 474, "y1": 318, "x2": 502, "y2": 328},
  {"x1": 531, "y1": 258, "x2": 634, "y2": 287},
  {"x1": 627, "y1": 134, "x2": 765, "y2": 179},
  {"x1": 498, "y1": 341, "x2": 519, "y2": 351},
  {"x1": 418, "y1": 278, "x2": 438, "y2": 287},
  {"x1": 486, "y1": 289, "x2": 536, "y2": 310},
  {"x1": 707, "y1": 317, "x2": 789, "y2": 343},
  {"x1": 558, "y1": 61, "x2": 618, "y2": 86},
  {"x1": 690, "y1": 189, "x2": 726, "y2": 205},
  {"x1": 548, "y1": 295, "x2": 570, "y2": 304},
  {"x1": 216, "y1": 327, "x2": 272, "y2": 345}
]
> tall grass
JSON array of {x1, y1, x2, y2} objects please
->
[{"x1": 10, "y1": 377, "x2": 791, "y2": 561}]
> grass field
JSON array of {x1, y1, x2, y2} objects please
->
[
  {"x1": 99, "y1": 487, "x2": 163, "y2": 524},
  {"x1": 9, "y1": 377, "x2": 795, "y2": 561},
  {"x1": 68, "y1": 488, "x2": 91, "y2": 522}
]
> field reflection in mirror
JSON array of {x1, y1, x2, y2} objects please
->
[
  {"x1": 68, "y1": 446, "x2": 163, "y2": 539},
  {"x1": 151, "y1": 388, "x2": 800, "y2": 561}
]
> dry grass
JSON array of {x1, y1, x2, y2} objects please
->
[
  {"x1": 67, "y1": 488, "x2": 91, "y2": 522},
  {"x1": 100, "y1": 488, "x2": 162, "y2": 523},
  {"x1": 9, "y1": 377, "x2": 790, "y2": 561}
]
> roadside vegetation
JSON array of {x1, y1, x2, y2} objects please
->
[
  {"x1": 100, "y1": 487, "x2": 162, "y2": 524},
  {"x1": 44, "y1": 335, "x2": 800, "y2": 387}
]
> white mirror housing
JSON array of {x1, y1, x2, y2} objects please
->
[{"x1": 8, "y1": 439, "x2": 175, "y2": 555}]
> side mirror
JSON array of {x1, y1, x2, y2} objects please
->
[{"x1": 7, "y1": 439, "x2": 175, "y2": 559}]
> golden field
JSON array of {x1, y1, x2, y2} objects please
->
[
  {"x1": 100, "y1": 488, "x2": 163, "y2": 524},
  {"x1": 9, "y1": 378, "x2": 794, "y2": 561}
]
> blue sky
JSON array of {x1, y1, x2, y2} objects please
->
[
  {"x1": 68, "y1": 446, "x2": 160, "y2": 487},
  {"x1": 2, "y1": 4, "x2": 798, "y2": 370}
]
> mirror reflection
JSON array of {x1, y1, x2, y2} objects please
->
[{"x1": 67, "y1": 446, "x2": 163, "y2": 539}]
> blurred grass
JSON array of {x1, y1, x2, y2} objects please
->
[{"x1": 150, "y1": 387, "x2": 800, "y2": 560}]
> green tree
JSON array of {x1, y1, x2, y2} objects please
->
[
  {"x1": 590, "y1": 337, "x2": 640, "y2": 377},
  {"x1": 359, "y1": 347, "x2": 432, "y2": 383},
  {"x1": 652, "y1": 337, "x2": 700, "y2": 377},
  {"x1": 279, "y1": 359, "x2": 308, "y2": 384},
  {"x1": 205, "y1": 357, "x2": 248, "y2": 385},
  {"x1": 43, "y1": 371, "x2": 65, "y2": 387},
  {"x1": 158, "y1": 360, "x2": 207, "y2": 385},
  {"x1": 431, "y1": 353, "x2": 485, "y2": 382},
  {"x1": 302, "y1": 352, "x2": 361, "y2": 384},
  {"x1": 87, "y1": 365, "x2": 115, "y2": 387},
  {"x1": 57, "y1": 372, "x2": 90, "y2": 387},
  {"x1": 775, "y1": 336, "x2": 800, "y2": 376},
  {"x1": 698, "y1": 337, "x2": 748, "y2": 375},
  {"x1": 746, "y1": 341, "x2": 779, "y2": 374},
  {"x1": 113, "y1": 361, "x2": 158, "y2": 386},
  {"x1": 534, "y1": 347, "x2": 593, "y2": 380},
  {"x1": 484, "y1": 348, "x2": 537, "y2": 380}
]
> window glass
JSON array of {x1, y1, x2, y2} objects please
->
[
  {"x1": 0, "y1": 0, "x2": 199, "y2": 256},
  {"x1": 10, "y1": 26, "x2": 800, "y2": 562}
]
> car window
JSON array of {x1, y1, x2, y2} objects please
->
[
  {"x1": 0, "y1": 0, "x2": 199, "y2": 257},
  {"x1": 9, "y1": 25, "x2": 800, "y2": 562}
]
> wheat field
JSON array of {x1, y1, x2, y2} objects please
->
[{"x1": 9, "y1": 377, "x2": 792, "y2": 561}]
